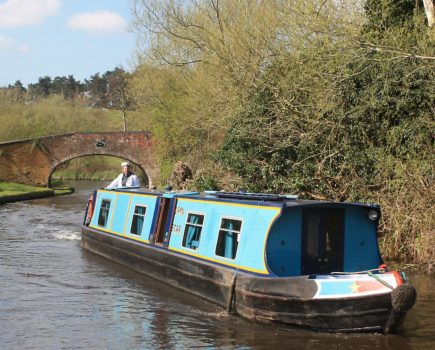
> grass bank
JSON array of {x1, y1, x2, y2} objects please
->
[{"x1": 0, "y1": 182, "x2": 73, "y2": 204}]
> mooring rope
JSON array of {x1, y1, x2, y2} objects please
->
[{"x1": 367, "y1": 271, "x2": 394, "y2": 290}]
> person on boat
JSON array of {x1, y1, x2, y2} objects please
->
[{"x1": 107, "y1": 161, "x2": 140, "y2": 188}]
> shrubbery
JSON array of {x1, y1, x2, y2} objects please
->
[{"x1": 130, "y1": 0, "x2": 434, "y2": 271}]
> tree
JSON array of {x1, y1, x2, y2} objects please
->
[
  {"x1": 106, "y1": 68, "x2": 134, "y2": 131},
  {"x1": 130, "y1": 0, "x2": 368, "y2": 179},
  {"x1": 364, "y1": 0, "x2": 415, "y2": 31},
  {"x1": 51, "y1": 75, "x2": 82, "y2": 99},
  {"x1": 28, "y1": 76, "x2": 52, "y2": 98},
  {"x1": 65, "y1": 75, "x2": 82, "y2": 99},
  {"x1": 84, "y1": 73, "x2": 108, "y2": 108},
  {"x1": 10, "y1": 80, "x2": 26, "y2": 102}
]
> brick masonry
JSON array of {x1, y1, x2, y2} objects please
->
[{"x1": 0, "y1": 132, "x2": 159, "y2": 187}]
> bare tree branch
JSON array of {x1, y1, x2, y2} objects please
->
[{"x1": 357, "y1": 40, "x2": 435, "y2": 60}]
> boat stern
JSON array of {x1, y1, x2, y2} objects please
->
[{"x1": 235, "y1": 269, "x2": 416, "y2": 333}]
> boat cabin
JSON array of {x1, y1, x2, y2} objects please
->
[{"x1": 87, "y1": 189, "x2": 382, "y2": 277}]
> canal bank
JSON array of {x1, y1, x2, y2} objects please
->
[{"x1": 0, "y1": 182, "x2": 73, "y2": 204}]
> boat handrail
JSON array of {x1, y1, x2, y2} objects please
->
[{"x1": 204, "y1": 191, "x2": 298, "y2": 201}]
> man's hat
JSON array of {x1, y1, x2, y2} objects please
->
[{"x1": 121, "y1": 161, "x2": 130, "y2": 167}]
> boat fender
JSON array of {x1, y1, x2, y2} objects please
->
[
  {"x1": 391, "y1": 284, "x2": 417, "y2": 313},
  {"x1": 385, "y1": 284, "x2": 417, "y2": 333}
]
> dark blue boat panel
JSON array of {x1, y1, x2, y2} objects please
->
[
  {"x1": 266, "y1": 207, "x2": 302, "y2": 277},
  {"x1": 163, "y1": 198, "x2": 177, "y2": 245},
  {"x1": 343, "y1": 207, "x2": 382, "y2": 271}
]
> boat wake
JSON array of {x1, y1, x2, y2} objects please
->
[
  {"x1": 193, "y1": 310, "x2": 232, "y2": 320},
  {"x1": 51, "y1": 230, "x2": 81, "y2": 241}
]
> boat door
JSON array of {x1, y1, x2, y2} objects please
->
[
  {"x1": 301, "y1": 208, "x2": 344, "y2": 275},
  {"x1": 151, "y1": 197, "x2": 175, "y2": 246}
]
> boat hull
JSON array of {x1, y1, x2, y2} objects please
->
[
  {"x1": 81, "y1": 225, "x2": 409, "y2": 333},
  {"x1": 235, "y1": 278, "x2": 402, "y2": 333}
]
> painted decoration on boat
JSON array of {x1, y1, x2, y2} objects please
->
[{"x1": 313, "y1": 273, "x2": 400, "y2": 299}]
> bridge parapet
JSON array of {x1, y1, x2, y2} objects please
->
[{"x1": 0, "y1": 132, "x2": 158, "y2": 187}]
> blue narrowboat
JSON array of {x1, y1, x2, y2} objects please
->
[{"x1": 81, "y1": 188, "x2": 416, "y2": 333}]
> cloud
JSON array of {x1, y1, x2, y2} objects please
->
[
  {"x1": 0, "y1": 33, "x2": 30, "y2": 52},
  {"x1": 0, "y1": 0, "x2": 60, "y2": 27},
  {"x1": 67, "y1": 10, "x2": 126, "y2": 34},
  {"x1": 0, "y1": 34, "x2": 13, "y2": 48}
]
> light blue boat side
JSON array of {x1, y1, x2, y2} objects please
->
[
  {"x1": 90, "y1": 190, "x2": 160, "y2": 243},
  {"x1": 169, "y1": 197, "x2": 281, "y2": 274}
]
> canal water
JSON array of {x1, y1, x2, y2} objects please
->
[{"x1": 0, "y1": 181, "x2": 434, "y2": 350}]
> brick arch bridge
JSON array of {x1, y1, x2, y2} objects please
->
[{"x1": 0, "y1": 132, "x2": 159, "y2": 187}]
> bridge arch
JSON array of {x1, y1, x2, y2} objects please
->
[
  {"x1": 0, "y1": 132, "x2": 159, "y2": 187},
  {"x1": 48, "y1": 155, "x2": 150, "y2": 188}
]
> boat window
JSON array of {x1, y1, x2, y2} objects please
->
[
  {"x1": 182, "y1": 213, "x2": 204, "y2": 250},
  {"x1": 130, "y1": 205, "x2": 147, "y2": 235},
  {"x1": 215, "y1": 218, "x2": 242, "y2": 260},
  {"x1": 97, "y1": 199, "x2": 111, "y2": 227}
]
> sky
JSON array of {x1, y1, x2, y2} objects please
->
[{"x1": 0, "y1": 0, "x2": 137, "y2": 87}]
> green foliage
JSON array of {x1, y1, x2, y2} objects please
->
[
  {"x1": 134, "y1": 0, "x2": 433, "y2": 266},
  {"x1": 84, "y1": 68, "x2": 133, "y2": 110},
  {"x1": 364, "y1": 0, "x2": 416, "y2": 32},
  {"x1": 8, "y1": 69, "x2": 132, "y2": 107},
  {"x1": 215, "y1": 0, "x2": 434, "y2": 268},
  {"x1": 0, "y1": 95, "x2": 139, "y2": 142},
  {"x1": 27, "y1": 75, "x2": 83, "y2": 100},
  {"x1": 130, "y1": 63, "x2": 228, "y2": 176},
  {"x1": 190, "y1": 173, "x2": 220, "y2": 192}
]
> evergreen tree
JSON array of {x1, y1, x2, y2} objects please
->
[
  {"x1": 84, "y1": 73, "x2": 108, "y2": 108},
  {"x1": 29, "y1": 76, "x2": 52, "y2": 98}
]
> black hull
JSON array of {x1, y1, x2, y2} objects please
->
[
  {"x1": 235, "y1": 279, "x2": 403, "y2": 333},
  {"x1": 81, "y1": 226, "x2": 405, "y2": 333}
]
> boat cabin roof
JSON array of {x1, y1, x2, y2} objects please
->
[{"x1": 104, "y1": 187, "x2": 379, "y2": 209}]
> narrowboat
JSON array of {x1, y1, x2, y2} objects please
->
[{"x1": 81, "y1": 187, "x2": 416, "y2": 333}]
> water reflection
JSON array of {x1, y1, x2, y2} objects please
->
[{"x1": 0, "y1": 181, "x2": 433, "y2": 349}]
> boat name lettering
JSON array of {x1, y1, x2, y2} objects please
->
[
  {"x1": 172, "y1": 224, "x2": 181, "y2": 234},
  {"x1": 175, "y1": 207, "x2": 185, "y2": 216}
]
